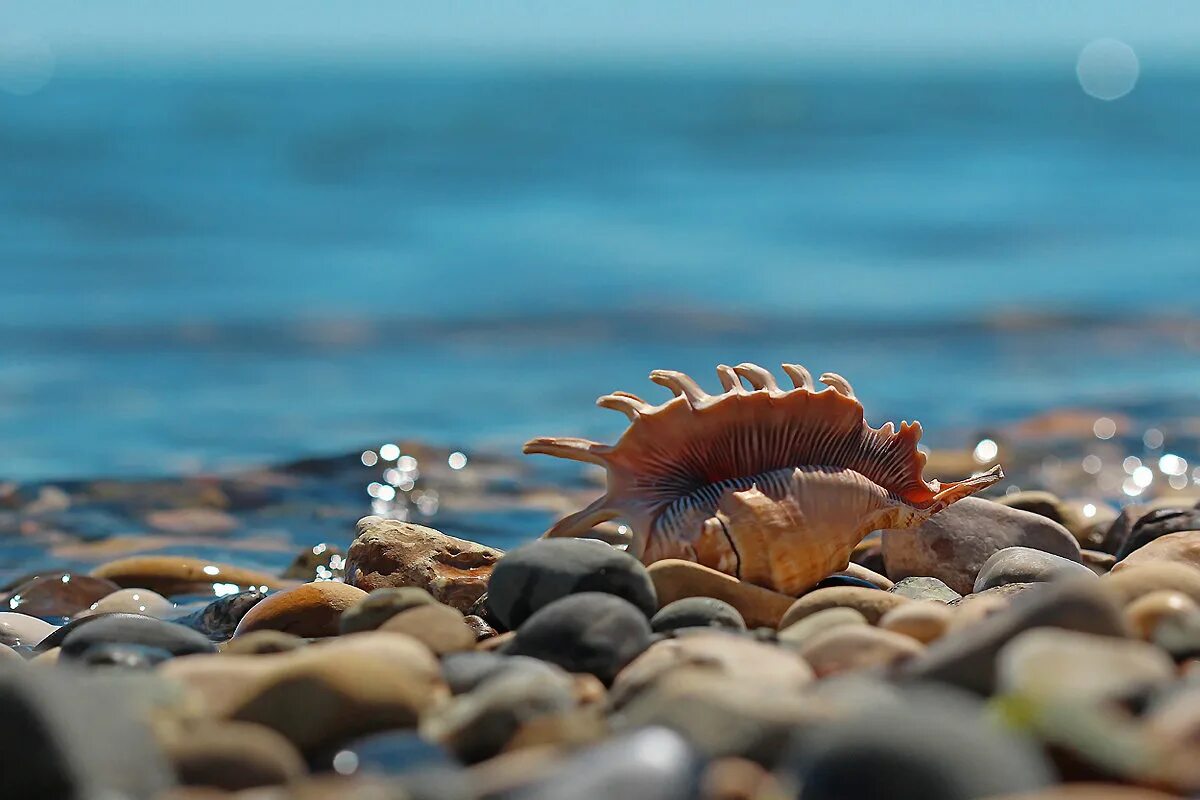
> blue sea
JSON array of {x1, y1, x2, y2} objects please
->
[{"x1": 2, "y1": 61, "x2": 1199, "y2": 481}]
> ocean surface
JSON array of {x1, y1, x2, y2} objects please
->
[{"x1": 2, "y1": 61, "x2": 1199, "y2": 481}]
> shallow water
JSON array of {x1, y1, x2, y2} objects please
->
[{"x1": 1, "y1": 62, "x2": 1199, "y2": 481}]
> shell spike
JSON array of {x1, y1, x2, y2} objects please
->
[
  {"x1": 523, "y1": 436, "x2": 611, "y2": 466},
  {"x1": 819, "y1": 372, "x2": 856, "y2": 398},
  {"x1": 597, "y1": 394, "x2": 645, "y2": 420},
  {"x1": 716, "y1": 364, "x2": 748, "y2": 395},
  {"x1": 649, "y1": 370, "x2": 709, "y2": 406},
  {"x1": 780, "y1": 363, "x2": 813, "y2": 390},
  {"x1": 929, "y1": 463, "x2": 1004, "y2": 509},
  {"x1": 542, "y1": 496, "x2": 621, "y2": 539},
  {"x1": 733, "y1": 363, "x2": 780, "y2": 393}
]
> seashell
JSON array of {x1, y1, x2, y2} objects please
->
[{"x1": 524, "y1": 362, "x2": 1003, "y2": 596}]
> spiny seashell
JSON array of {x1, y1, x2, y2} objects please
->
[{"x1": 524, "y1": 362, "x2": 1003, "y2": 596}]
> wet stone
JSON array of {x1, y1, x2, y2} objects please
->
[
  {"x1": 170, "y1": 589, "x2": 267, "y2": 641},
  {"x1": 59, "y1": 613, "x2": 217, "y2": 662},
  {"x1": 233, "y1": 581, "x2": 367, "y2": 638},
  {"x1": 487, "y1": 538, "x2": 657, "y2": 630},
  {"x1": 78, "y1": 587, "x2": 174, "y2": 619},
  {"x1": 0, "y1": 612, "x2": 58, "y2": 648},
  {"x1": 651, "y1": 597, "x2": 747, "y2": 633},
  {"x1": 1, "y1": 572, "x2": 121, "y2": 620},
  {"x1": 77, "y1": 642, "x2": 173, "y2": 669},
  {"x1": 91, "y1": 555, "x2": 285, "y2": 597}
]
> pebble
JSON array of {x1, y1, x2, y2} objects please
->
[
  {"x1": 345, "y1": 516, "x2": 501, "y2": 611},
  {"x1": 1101, "y1": 562, "x2": 1200, "y2": 605},
  {"x1": 90, "y1": 555, "x2": 286, "y2": 596},
  {"x1": 379, "y1": 603, "x2": 476, "y2": 655},
  {"x1": 162, "y1": 721, "x2": 306, "y2": 791},
  {"x1": 59, "y1": 613, "x2": 217, "y2": 661},
  {"x1": 794, "y1": 625, "x2": 924, "y2": 677},
  {"x1": 1124, "y1": 590, "x2": 1198, "y2": 640},
  {"x1": 777, "y1": 607, "x2": 868, "y2": 649},
  {"x1": 786, "y1": 690, "x2": 1055, "y2": 800},
  {"x1": 947, "y1": 583, "x2": 1038, "y2": 631},
  {"x1": 807, "y1": 574, "x2": 881, "y2": 592},
  {"x1": 882, "y1": 496, "x2": 1082, "y2": 594},
  {"x1": 610, "y1": 631, "x2": 813, "y2": 709},
  {"x1": 973, "y1": 546, "x2": 1097, "y2": 592},
  {"x1": 440, "y1": 651, "x2": 565, "y2": 696},
  {"x1": 220, "y1": 630, "x2": 307, "y2": 655},
  {"x1": 1, "y1": 572, "x2": 121, "y2": 619},
  {"x1": 463, "y1": 614, "x2": 497, "y2": 641},
  {"x1": 1115, "y1": 507, "x2": 1200, "y2": 560},
  {"x1": 233, "y1": 581, "x2": 367, "y2": 638},
  {"x1": 1113, "y1": 530, "x2": 1200, "y2": 572},
  {"x1": 879, "y1": 601, "x2": 954, "y2": 644},
  {"x1": 77, "y1": 587, "x2": 174, "y2": 619},
  {"x1": 901, "y1": 579, "x2": 1127, "y2": 695},
  {"x1": 1152, "y1": 607, "x2": 1200, "y2": 661},
  {"x1": 648, "y1": 560, "x2": 794, "y2": 629},
  {"x1": 0, "y1": 643, "x2": 23, "y2": 663},
  {"x1": 338, "y1": 587, "x2": 438, "y2": 635},
  {"x1": 650, "y1": 597, "x2": 746, "y2": 633},
  {"x1": 1098, "y1": 497, "x2": 1194, "y2": 555},
  {"x1": 486, "y1": 538, "x2": 657, "y2": 630},
  {"x1": 0, "y1": 612, "x2": 58, "y2": 647},
  {"x1": 505, "y1": 593, "x2": 653, "y2": 685},
  {"x1": 78, "y1": 642, "x2": 174, "y2": 669},
  {"x1": 889, "y1": 576, "x2": 962, "y2": 603},
  {"x1": 779, "y1": 586, "x2": 910, "y2": 629},
  {"x1": 995, "y1": 490, "x2": 1086, "y2": 539},
  {"x1": 996, "y1": 628, "x2": 1175, "y2": 703},
  {"x1": 170, "y1": 589, "x2": 266, "y2": 640},
  {"x1": 1080, "y1": 549, "x2": 1116, "y2": 575}
]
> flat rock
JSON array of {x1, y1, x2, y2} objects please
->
[
  {"x1": 648, "y1": 560, "x2": 794, "y2": 629},
  {"x1": 91, "y1": 556, "x2": 286, "y2": 596},
  {"x1": 486, "y1": 538, "x2": 656, "y2": 630},
  {"x1": 2, "y1": 572, "x2": 121, "y2": 619},
  {"x1": 900, "y1": 579, "x2": 1127, "y2": 695},
  {"x1": 883, "y1": 497, "x2": 1082, "y2": 594},
  {"x1": 60, "y1": 613, "x2": 217, "y2": 661},
  {"x1": 974, "y1": 546, "x2": 1097, "y2": 592},
  {"x1": 0, "y1": 612, "x2": 57, "y2": 648},
  {"x1": 505, "y1": 592, "x2": 652, "y2": 685},
  {"x1": 346, "y1": 516, "x2": 501, "y2": 612},
  {"x1": 889, "y1": 576, "x2": 962, "y2": 603},
  {"x1": 779, "y1": 586, "x2": 910, "y2": 629},
  {"x1": 379, "y1": 603, "x2": 476, "y2": 655},
  {"x1": 233, "y1": 581, "x2": 367, "y2": 638},
  {"x1": 339, "y1": 587, "x2": 437, "y2": 634},
  {"x1": 650, "y1": 597, "x2": 746, "y2": 633}
]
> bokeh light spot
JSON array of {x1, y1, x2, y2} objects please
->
[{"x1": 1076, "y1": 38, "x2": 1139, "y2": 101}]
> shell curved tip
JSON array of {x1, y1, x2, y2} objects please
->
[{"x1": 931, "y1": 463, "x2": 1004, "y2": 508}]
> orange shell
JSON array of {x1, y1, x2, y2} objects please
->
[{"x1": 524, "y1": 363, "x2": 1002, "y2": 595}]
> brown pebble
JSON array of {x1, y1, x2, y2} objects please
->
[
  {"x1": 1080, "y1": 549, "x2": 1116, "y2": 576},
  {"x1": 648, "y1": 559, "x2": 794, "y2": 628},
  {"x1": 1112, "y1": 531, "x2": 1200, "y2": 572},
  {"x1": 779, "y1": 586, "x2": 910, "y2": 629},
  {"x1": 338, "y1": 587, "x2": 437, "y2": 635},
  {"x1": 794, "y1": 625, "x2": 924, "y2": 677},
  {"x1": 879, "y1": 601, "x2": 953, "y2": 644},
  {"x1": 161, "y1": 721, "x2": 306, "y2": 790},
  {"x1": 379, "y1": 603, "x2": 475, "y2": 655},
  {"x1": 463, "y1": 614, "x2": 498, "y2": 641},
  {"x1": 233, "y1": 582, "x2": 367, "y2": 638},
  {"x1": 1124, "y1": 590, "x2": 1199, "y2": 640},
  {"x1": 92, "y1": 555, "x2": 290, "y2": 596},
  {"x1": 1, "y1": 572, "x2": 120, "y2": 618},
  {"x1": 777, "y1": 607, "x2": 867, "y2": 649},
  {"x1": 1102, "y1": 562, "x2": 1200, "y2": 606}
]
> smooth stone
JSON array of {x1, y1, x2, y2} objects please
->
[
  {"x1": 233, "y1": 581, "x2": 367, "y2": 638},
  {"x1": 1080, "y1": 549, "x2": 1116, "y2": 575},
  {"x1": 282, "y1": 542, "x2": 346, "y2": 581},
  {"x1": 60, "y1": 613, "x2": 217, "y2": 661},
  {"x1": 220, "y1": 630, "x2": 307, "y2": 655},
  {"x1": 650, "y1": 597, "x2": 746, "y2": 633},
  {"x1": 996, "y1": 490, "x2": 1085, "y2": 540},
  {"x1": 794, "y1": 625, "x2": 923, "y2": 677},
  {"x1": 505, "y1": 593, "x2": 652, "y2": 685},
  {"x1": 974, "y1": 546, "x2": 1098, "y2": 592},
  {"x1": 379, "y1": 603, "x2": 476, "y2": 655},
  {"x1": 163, "y1": 721, "x2": 306, "y2": 790},
  {"x1": 0, "y1": 667, "x2": 174, "y2": 798},
  {"x1": 883, "y1": 496, "x2": 1081, "y2": 594},
  {"x1": 1, "y1": 572, "x2": 121, "y2": 619},
  {"x1": 1115, "y1": 507, "x2": 1200, "y2": 560},
  {"x1": 996, "y1": 628, "x2": 1175, "y2": 703},
  {"x1": 487, "y1": 538, "x2": 656, "y2": 630},
  {"x1": 1113, "y1": 530, "x2": 1200, "y2": 572},
  {"x1": 78, "y1": 642, "x2": 174, "y2": 669},
  {"x1": 901, "y1": 579, "x2": 1127, "y2": 695},
  {"x1": 338, "y1": 587, "x2": 437, "y2": 635},
  {"x1": 787, "y1": 690, "x2": 1054, "y2": 800},
  {"x1": 421, "y1": 663, "x2": 577, "y2": 762},
  {"x1": 170, "y1": 589, "x2": 267, "y2": 641},
  {"x1": 346, "y1": 516, "x2": 501, "y2": 612},
  {"x1": 832, "y1": 562, "x2": 893, "y2": 590},
  {"x1": 889, "y1": 576, "x2": 962, "y2": 604},
  {"x1": 1124, "y1": 590, "x2": 1199, "y2": 640},
  {"x1": 779, "y1": 586, "x2": 909, "y2": 629},
  {"x1": 1102, "y1": 562, "x2": 1200, "y2": 606},
  {"x1": 508, "y1": 726, "x2": 701, "y2": 800},
  {"x1": 777, "y1": 608, "x2": 868, "y2": 649},
  {"x1": 217, "y1": 633, "x2": 447, "y2": 754},
  {"x1": 0, "y1": 612, "x2": 57, "y2": 647},
  {"x1": 648, "y1": 560, "x2": 793, "y2": 629},
  {"x1": 0, "y1": 644, "x2": 23, "y2": 663},
  {"x1": 807, "y1": 575, "x2": 880, "y2": 592},
  {"x1": 1098, "y1": 497, "x2": 1196, "y2": 555},
  {"x1": 440, "y1": 652, "x2": 565, "y2": 696},
  {"x1": 947, "y1": 583, "x2": 1039, "y2": 630},
  {"x1": 33, "y1": 612, "x2": 120, "y2": 652},
  {"x1": 610, "y1": 631, "x2": 813, "y2": 710},
  {"x1": 91, "y1": 555, "x2": 286, "y2": 596},
  {"x1": 879, "y1": 602, "x2": 954, "y2": 644},
  {"x1": 77, "y1": 587, "x2": 174, "y2": 619}
]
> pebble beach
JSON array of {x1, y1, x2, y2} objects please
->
[{"x1": 2, "y1": 420, "x2": 1200, "y2": 800}]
